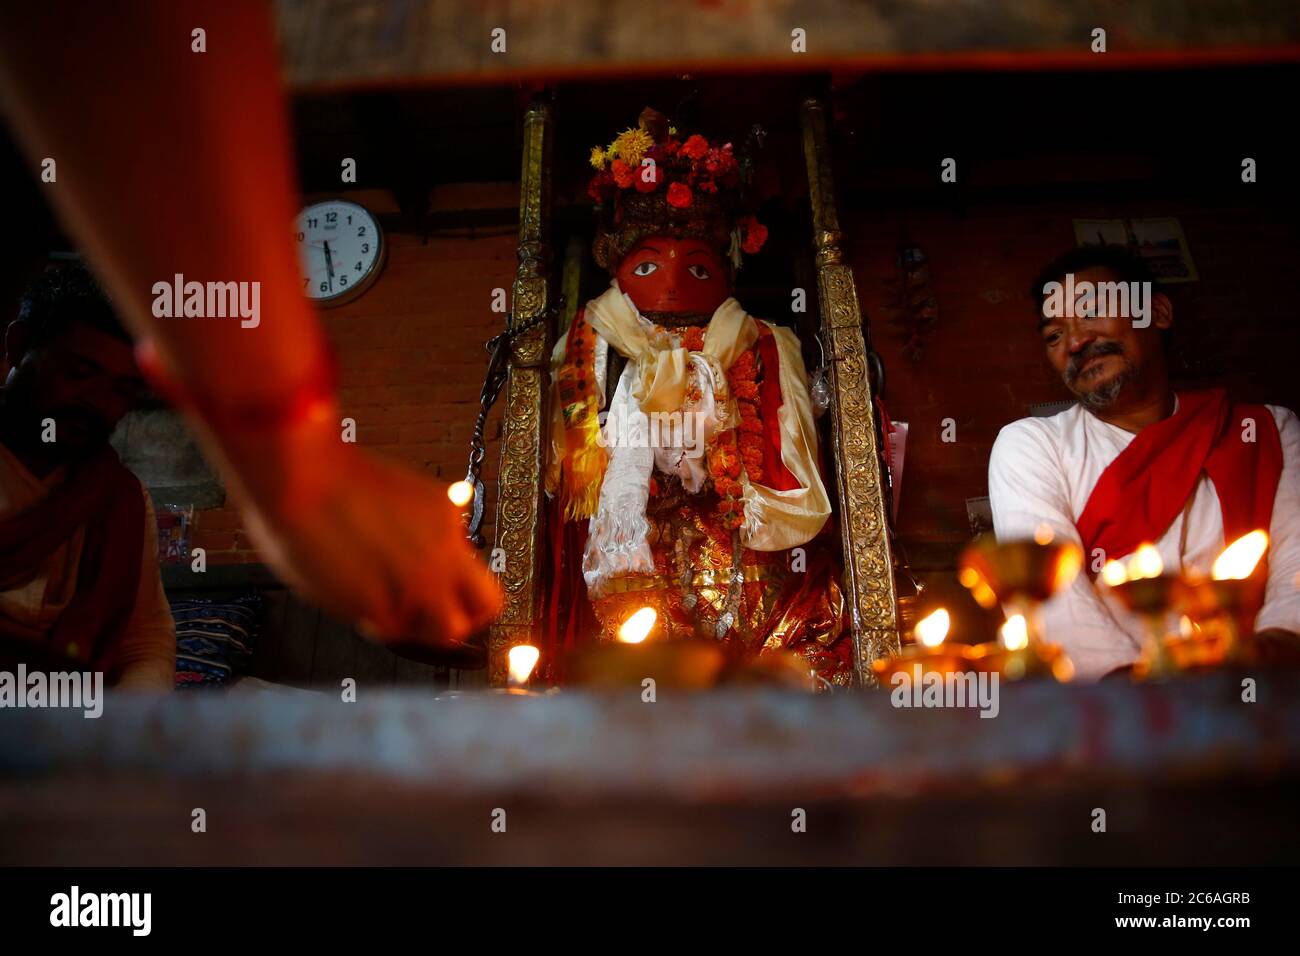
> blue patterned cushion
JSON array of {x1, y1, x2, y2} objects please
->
[{"x1": 171, "y1": 594, "x2": 261, "y2": 688}]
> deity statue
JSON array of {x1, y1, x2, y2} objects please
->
[{"x1": 542, "y1": 107, "x2": 853, "y2": 685}]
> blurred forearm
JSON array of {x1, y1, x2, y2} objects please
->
[{"x1": 0, "y1": 1, "x2": 325, "y2": 407}]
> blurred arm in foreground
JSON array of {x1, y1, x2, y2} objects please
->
[{"x1": 0, "y1": 1, "x2": 501, "y2": 646}]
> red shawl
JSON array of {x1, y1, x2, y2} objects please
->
[
  {"x1": 1077, "y1": 389, "x2": 1282, "y2": 574},
  {"x1": 0, "y1": 445, "x2": 144, "y2": 669}
]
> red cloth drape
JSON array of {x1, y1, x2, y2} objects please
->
[
  {"x1": 1077, "y1": 388, "x2": 1282, "y2": 572},
  {"x1": 0, "y1": 446, "x2": 144, "y2": 669}
]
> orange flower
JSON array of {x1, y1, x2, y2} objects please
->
[
  {"x1": 729, "y1": 351, "x2": 755, "y2": 377},
  {"x1": 681, "y1": 134, "x2": 709, "y2": 160},
  {"x1": 666, "y1": 182, "x2": 693, "y2": 209},
  {"x1": 633, "y1": 162, "x2": 661, "y2": 193},
  {"x1": 611, "y1": 159, "x2": 635, "y2": 189},
  {"x1": 740, "y1": 216, "x2": 768, "y2": 254}
]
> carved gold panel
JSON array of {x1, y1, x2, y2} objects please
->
[
  {"x1": 800, "y1": 97, "x2": 902, "y2": 684},
  {"x1": 487, "y1": 97, "x2": 554, "y2": 686}
]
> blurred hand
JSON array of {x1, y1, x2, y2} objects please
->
[{"x1": 223, "y1": 413, "x2": 502, "y2": 647}]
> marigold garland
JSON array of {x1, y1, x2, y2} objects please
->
[
  {"x1": 667, "y1": 330, "x2": 760, "y2": 530},
  {"x1": 680, "y1": 326, "x2": 706, "y2": 352},
  {"x1": 659, "y1": 324, "x2": 767, "y2": 530}
]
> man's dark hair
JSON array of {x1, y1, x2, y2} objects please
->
[
  {"x1": 16, "y1": 262, "x2": 131, "y2": 346},
  {"x1": 1029, "y1": 244, "x2": 1160, "y2": 317}
]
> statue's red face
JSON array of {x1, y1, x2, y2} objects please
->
[{"x1": 615, "y1": 236, "x2": 730, "y2": 316}]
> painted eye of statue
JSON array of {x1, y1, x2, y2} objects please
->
[
  {"x1": 687, "y1": 264, "x2": 712, "y2": 280},
  {"x1": 632, "y1": 260, "x2": 659, "y2": 276}
]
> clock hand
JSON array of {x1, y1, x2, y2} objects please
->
[{"x1": 323, "y1": 240, "x2": 336, "y2": 281}]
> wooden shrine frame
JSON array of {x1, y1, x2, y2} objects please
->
[{"x1": 486, "y1": 95, "x2": 900, "y2": 686}]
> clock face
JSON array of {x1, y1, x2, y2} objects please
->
[{"x1": 295, "y1": 200, "x2": 385, "y2": 305}]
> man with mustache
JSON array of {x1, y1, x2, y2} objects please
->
[
  {"x1": 0, "y1": 264, "x2": 175, "y2": 689},
  {"x1": 988, "y1": 245, "x2": 1300, "y2": 678}
]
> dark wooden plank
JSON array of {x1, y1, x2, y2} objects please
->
[
  {"x1": 352, "y1": 636, "x2": 399, "y2": 690},
  {"x1": 392, "y1": 655, "x2": 447, "y2": 688},
  {"x1": 309, "y1": 614, "x2": 360, "y2": 690},
  {"x1": 276, "y1": 0, "x2": 1300, "y2": 91},
  {"x1": 450, "y1": 666, "x2": 490, "y2": 690},
  {"x1": 275, "y1": 597, "x2": 323, "y2": 688},
  {"x1": 162, "y1": 561, "x2": 281, "y2": 591},
  {"x1": 253, "y1": 589, "x2": 290, "y2": 682}
]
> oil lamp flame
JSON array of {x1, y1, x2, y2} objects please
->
[
  {"x1": 618, "y1": 607, "x2": 657, "y2": 644},
  {"x1": 1101, "y1": 559, "x2": 1128, "y2": 587},
  {"x1": 1033, "y1": 523, "x2": 1055, "y2": 546},
  {"x1": 506, "y1": 644, "x2": 540, "y2": 685},
  {"x1": 1127, "y1": 543, "x2": 1164, "y2": 581},
  {"x1": 447, "y1": 480, "x2": 474, "y2": 507},
  {"x1": 914, "y1": 608, "x2": 950, "y2": 648},
  {"x1": 1000, "y1": 613, "x2": 1029, "y2": 651},
  {"x1": 1212, "y1": 530, "x2": 1269, "y2": 581}
]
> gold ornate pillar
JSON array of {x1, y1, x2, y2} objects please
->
[
  {"x1": 487, "y1": 96, "x2": 555, "y2": 686},
  {"x1": 800, "y1": 97, "x2": 901, "y2": 685}
]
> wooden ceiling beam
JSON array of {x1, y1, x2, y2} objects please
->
[{"x1": 276, "y1": 0, "x2": 1300, "y2": 92}]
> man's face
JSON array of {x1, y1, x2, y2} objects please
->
[
  {"x1": 1039, "y1": 265, "x2": 1170, "y2": 410},
  {"x1": 3, "y1": 320, "x2": 145, "y2": 461},
  {"x1": 615, "y1": 236, "x2": 730, "y2": 316}
]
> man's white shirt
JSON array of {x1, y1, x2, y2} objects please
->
[{"x1": 988, "y1": 400, "x2": 1300, "y2": 679}]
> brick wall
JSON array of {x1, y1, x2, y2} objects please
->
[{"x1": 190, "y1": 188, "x2": 518, "y2": 563}]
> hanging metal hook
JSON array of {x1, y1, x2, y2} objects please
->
[{"x1": 463, "y1": 296, "x2": 565, "y2": 548}]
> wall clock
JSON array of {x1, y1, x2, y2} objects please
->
[{"x1": 295, "y1": 199, "x2": 386, "y2": 306}]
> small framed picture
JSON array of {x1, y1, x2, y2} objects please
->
[
  {"x1": 1073, "y1": 217, "x2": 1198, "y2": 283},
  {"x1": 965, "y1": 496, "x2": 994, "y2": 538}
]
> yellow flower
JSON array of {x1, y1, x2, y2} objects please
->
[
  {"x1": 589, "y1": 146, "x2": 607, "y2": 170},
  {"x1": 611, "y1": 127, "x2": 653, "y2": 167},
  {"x1": 669, "y1": 125, "x2": 677, "y2": 135}
]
